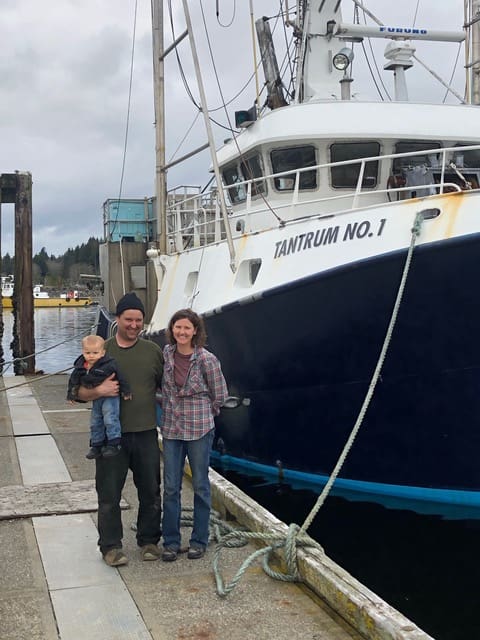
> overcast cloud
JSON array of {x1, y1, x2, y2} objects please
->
[{"x1": 0, "y1": 0, "x2": 466, "y2": 256}]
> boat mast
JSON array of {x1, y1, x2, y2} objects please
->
[
  {"x1": 151, "y1": 1, "x2": 167, "y2": 254},
  {"x1": 249, "y1": 0, "x2": 261, "y2": 114},
  {"x1": 470, "y1": 0, "x2": 480, "y2": 103},
  {"x1": 256, "y1": 16, "x2": 288, "y2": 109}
]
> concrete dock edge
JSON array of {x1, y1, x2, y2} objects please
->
[{"x1": 209, "y1": 468, "x2": 434, "y2": 640}]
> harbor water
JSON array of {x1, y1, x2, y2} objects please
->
[
  {"x1": 3, "y1": 306, "x2": 477, "y2": 639},
  {"x1": 1, "y1": 306, "x2": 99, "y2": 374},
  {"x1": 211, "y1": 466, "x2": 480, "y2": 640}
]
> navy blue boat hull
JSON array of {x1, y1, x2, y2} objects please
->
[{"x1": 198, "y1": 234, "x2": 480, "y2": 514}]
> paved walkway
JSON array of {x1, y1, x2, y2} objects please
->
[{"x1": 0, "y1": 374, "x2": 364, "y2": 640}]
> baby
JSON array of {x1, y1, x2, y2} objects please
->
[{"x1": 67, "y1": 335, "x2": 131, "y2": 459}]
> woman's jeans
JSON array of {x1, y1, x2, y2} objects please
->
[
  {"x1": 90, "y1": 396, "x2": 121, "y2": 446},
  {"x1": 96, "y1": 429, "x2": 161, "y2": 554},
  {"x1": 162, "y1": 430, "x2": 214, "y2": 550}
]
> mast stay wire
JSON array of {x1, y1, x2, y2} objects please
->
[
  {"x1": 353, "y1": 0, "x2": 464, "y2": 105},
  {"x1": 166, "y1": 0, "x2": 250, "y2": 133},
  {"x1": 198, "y1": 0, "x2": 286, "y2": 225},
  {"x1": 356, "y1": 4, "x2": 391, "y2": 101},
  {"x1": 0, "y1": 367, "x2": 77, "y2": 396},
  {"x1": 107, "y1": 0, "x2": 139, "y2": 297},
  {"x1": 1, "y1": 323, "x2": 100, "y2": 375},
  {"x1": 165, "y1": 1, "x2": 287, "y2": 223},
  {"x1": 409, "y1": 0, "x2": 464, "y2": 104},
  {"x1": 166, "y1": 1, "x2": 289, "y2": 126},
  {"x1": 442, "y1": 42, "x2": 463, "y2": 103},
  {"x1": 108, "y1": 0, "x2": 138, "y2": 253}
]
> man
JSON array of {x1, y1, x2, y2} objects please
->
[{"x1": 77, "y1": 292, "x2": 163, "y2": 566}]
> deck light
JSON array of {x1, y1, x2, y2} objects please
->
[{"x1": 333, "y1": 47, "x2": 354, "y2": 71}]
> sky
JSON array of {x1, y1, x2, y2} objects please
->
[{"x1": 0, "y1": 0, "x2": 467, "y2": 256}]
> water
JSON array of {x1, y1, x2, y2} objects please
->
[
  {"x1": 1, "y1": 306, "x2": 99, "y2": 374},
  {"x1": 212, "y1": 466, "x2": 480, "y2": 640}
]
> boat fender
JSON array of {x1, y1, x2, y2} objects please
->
[{"x1": 222, "y1": 396, "x2": 242, "y2": 409}]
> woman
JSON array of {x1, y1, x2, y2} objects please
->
[{"x1": 160, "y1": 309, "x2": 228, "y2": 561}]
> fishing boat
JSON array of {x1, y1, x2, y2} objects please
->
[
  {"x1": 2, "y1": 277, "x2": 93, "y2": 308},
  {"x1": 100, "y1": 1, "x2": 480, "y2": 518}
]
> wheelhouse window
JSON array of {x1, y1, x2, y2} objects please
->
[
  {"x1": 393, "y1": 140, "x2": 442, "y2": 173},
  {"x1": 270, "y1": 145, "x2": 317, "y2": 191},
  {"x1": 222, "y1": 165, "x2": 246, "y2": 204},
  {"x1": 442, "y1": 142, "x2": 480, "y2": 190},
  {"x1": 240, "y1": 154, "x2": 266, "y2": 197},
  {"x1": 454, "y1": 142, "x2": 480, "y2": 168},
  {"x1": 222, "y1": 154, "x2": 266, "y2": 204},
  {"x1": 390, "y1": 141, "x2": 442, "y2": 197},
  {"x1": 330, "y1": 142, "x2": 380, "y2": 188}
]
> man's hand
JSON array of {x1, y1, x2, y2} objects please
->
[
  {"x1": 97, "y1": 373, "x2": 120, "y2": 397},
  {"x1": 77, "y1": 373, "x2": 119, "y2": 402}
]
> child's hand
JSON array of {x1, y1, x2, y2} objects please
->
[{"x1": 123, "y1": 394, "x2": 132, "y2": 401}]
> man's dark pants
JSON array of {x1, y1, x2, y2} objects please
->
[{"x1": 95, "y1": 428, "x2": 161, "y2": 555}]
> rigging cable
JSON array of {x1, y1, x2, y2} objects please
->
[
  {"x1": 167, "y1": 111, "x2": 201, "y2": 166},
  {"x1": 109, "y1": 0, "x2": 138, "y2": 252},
  {"x1": 281, "y1": 0, "x2": 296, "y2": 87},
  {"x1": 273, "y1": 2, "x2": 297, "y2": 102},
  {"x1": 1, "y1": 322, "x2": 100, "y2": 374},
  {"x1": 167, "y1": 0, "x2": 247, "y2": 133},
  {"x1": 411, "y1": 0, "x2": 421, "y2": 28},
  {"x1": 356, "y1": 2, "x2": 390, "y2": 100},
  {"x1": 108, "y1": 0, "x2": 139, "y2": 298},
  {"x1": 410, "y1": 0, "x2": 463, "y2": 104},
  {"x1": 442, "y1": 43, "x2": 463, "y2": 103},
  {"x1": 198, "y1": 1, "x2": 285, "y2": 225},
  {"x1": 166, "y1": 1, "x2": 284, "y2": 128},
  {"x1": 353, "y1": 0, "x2": 464, "y2": 104},
  {"x1": 216, "y1": 0, "x2": 236, "y2": 28}
]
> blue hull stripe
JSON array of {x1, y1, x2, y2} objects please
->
[{"x1": 211, "y1": 452, "x2": 480, "y2": 519}]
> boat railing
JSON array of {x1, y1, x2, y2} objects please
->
[
  {"x1": 166, "y1": 187, "x2": 225, "y2": 251},
  {"x1": 165, "y1": 144, "x2": 480, "y2": 254}
]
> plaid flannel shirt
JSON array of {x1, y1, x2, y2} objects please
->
[{"x1": 160, "y1": 344, "x2": 228, "y2": 441}]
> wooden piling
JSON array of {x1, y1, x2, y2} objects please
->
[
  {"x1": 14, "y1": 172, "x2": 34, "y2": 374},
  {"x1": 0, "y1": 184, "x2": 3, "y2": 373},
  {"x1": 0, "y1": 172, "x2": 35, "y2": 375}
]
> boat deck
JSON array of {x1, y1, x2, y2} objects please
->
[{"x1": 0, "y1": 374, "x2": 431, "y2": 640}]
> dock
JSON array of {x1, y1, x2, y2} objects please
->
[{"x1": 0, "y1": 374, "x2": 433, "y2": 640}]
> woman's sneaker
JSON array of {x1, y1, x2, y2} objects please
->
[
  {"x1": 162, "y1": 547, "x2": 178, "y2": 562},
  {"x1": 187, "y1": 546, "x2": 205, "y2": 559}
]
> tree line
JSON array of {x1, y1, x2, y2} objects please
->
[{"x1": 1, "y1": 237, "x2": 101, "y2": 289}]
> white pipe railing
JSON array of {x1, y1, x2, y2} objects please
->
[{"x1": 164, "y1": 144, "x2": 480, "y2": 253}]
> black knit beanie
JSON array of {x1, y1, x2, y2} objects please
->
[{"x1": 115, "y1": 292, "x2": 145, "y2": 317}]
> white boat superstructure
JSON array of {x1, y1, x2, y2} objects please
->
[{"x1": 146, "y1": 134, "x2": 480, "y2": 330}]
